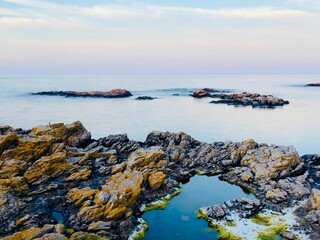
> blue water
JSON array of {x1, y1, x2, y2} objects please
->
[
  {"x1": 0, "y1": 75, "x2": 319, "y2": 155},
  {"x1": 143, "y1": 176, "x2": 252, "y2": 240}
]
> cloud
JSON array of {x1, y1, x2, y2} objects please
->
[{"x1": 1, "y1": 0, "x2": 314, "y2": 20}]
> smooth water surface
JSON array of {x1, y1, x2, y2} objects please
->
[
  {"x1": 143, "y1": 176, "x2": 252, "y2": 240},
  {"x1": 0, "y1": 75, "x2": 319, "y2": 154}
]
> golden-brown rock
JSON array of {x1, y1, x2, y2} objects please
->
[
  {"x1": 30, "y1": 121, "x2": 91, "y2": 147},
  {"x1": 148, "y1": 171, "x2": 166, "y2": 190},
  {"x1": 67, "y1": 168, "x2": 92, "y2": 181},
  {"x1": 66, "y1": 187, "x2": 98, "y2": 206},
  {"x1": 127, "y1": 147, "x2": 166, "y2": 170},
  {"x1": 0, "y1": 225, "x2": 54, "y2": 240},
  {"x1": 0, "y1": 133, "x2": 18, "y2": 155},
  {"x1": 0, "y1": 137, "x2": 53, "y2": 163},
  {"x1": 24, "y1": 152, "x2": 67, "y2": 183}
]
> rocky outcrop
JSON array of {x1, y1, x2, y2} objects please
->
[
  {"x1": 33, "y1": 89, "x2": 132, "y2": 98},
  {"x1": 210, "y1": 92, "x2": 289, "y2": 108},
  {"x1": 0, "y1": 122, "x2": 319, "y2": 240},
  {"x1": 192, "y1": 88, "x2": 215, "y2": 98}
]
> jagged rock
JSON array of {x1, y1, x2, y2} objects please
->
[
  {"x1": 30, "y1": 121, "x2": 91, "y2": 147},
  {"x1": 67, "y1": 168, "x2": 92, "y2": 181},
  {"x1": 127, "y1": 147, "x2": 167, "y2": 170},
  {"x1": 0, "y1": 133, "x2": 18, "y2": 155},
  {"x1": 88, "y1": 221, "x2": 111, "y2": 231},
  {"x1": 0, "y1": 225, "x2": 54, "y2": 240},
  {"x1": 66, "y1": 188, "x2": 98, "y2": 206},
  {"x1": 148, "y1": 171, "x2": 166, "y2": 190},
  {"x1": 24, "y1": 152, "x2": 67, "y2": 184},
  {"x1": 199, "y1": 198, "x2": 262, "y2": 221}
]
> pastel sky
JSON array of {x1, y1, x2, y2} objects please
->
[{"x1": 1, "y1": 0, "x2": 320, "y2": 75}]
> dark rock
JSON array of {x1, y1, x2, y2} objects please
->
[
  {"x1": 210, "y1": 92, "x2": 289, "y2": 108},
  {"x1": 135, "y1": 96, "x2": 156, "y2": 100},
  {"x1": 305, "y1": 83, "x2": 320, "y2": 87},
  {"x1": 32, "y1": 89, "x2": 132, "y2": 98}
]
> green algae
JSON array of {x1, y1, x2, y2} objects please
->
[
  {"x1": 141, "y1": 187, "x2": 182, "y2": 212},
  {"x1": 129, "y1": 219, "x2": 149, "y2": 240},
  {"x1": 196, "y1": 208, "x2": 208, "y2": 220}
]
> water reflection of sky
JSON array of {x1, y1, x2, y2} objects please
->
[
  {"x1": 0, "y1": 75, "x2": 319, "y2": 154},
  {"x1": 143, "y1": 176, "x2": 253, "y2": 240}
]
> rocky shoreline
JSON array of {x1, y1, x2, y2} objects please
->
[{"x1": 0, "y1": 122, "x2": 319, "y2": 240}]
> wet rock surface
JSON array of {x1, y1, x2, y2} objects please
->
[
  {"x1": 0, "y1": 122, "x2": 319, "y2": 239},
  {"x1": 33, "y1": 89, "x2": 132, "y2": 98}
]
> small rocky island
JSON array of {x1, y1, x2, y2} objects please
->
[
  {"x1": 33, "y1": 89, "x2": 132, "y2": 98},
  {"x1": 0, "y1": 122, "x2": 319, "y2": 240},
  {"x1": 192, "y1": 89, "x2": 290, "y2": 108}
]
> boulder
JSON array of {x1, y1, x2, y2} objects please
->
[
  {"x1": 30, "y1": 121, "x2": 91, "y2": 147},
  {"x1": 192, "y1": 88, "x2": 214, "y2": 98}
]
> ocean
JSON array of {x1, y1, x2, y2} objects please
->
[
  {"x1": 1, "y1": 74, "x2": 319, "y2": 239},
  {"x1": 0, "y1": 75, "x2": 319, "y2": 155}
]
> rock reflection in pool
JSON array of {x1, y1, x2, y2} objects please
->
[
  {"x1": 52, "y1": 211, "x2": 64, "y2": 224},
  {"x1": 142, "y1": 176, "x2": 253, "y2": 240}
]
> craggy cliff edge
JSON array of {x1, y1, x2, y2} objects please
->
[{"x1": 0, "y1": 122, "x2": 319, "y2": 240}]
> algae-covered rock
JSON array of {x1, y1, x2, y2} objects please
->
[
  {"x1": 67, "y1": 168, "x2": 92, "y2": 181},
  {"x1": 240, "y1": 145, "x2": 300, "y2": 179},
  {"x1": 67, "y1": 187, "x2": 98, "y2": 206},
  {"x1": 0, "y1": 133, "x2": 18, "y2": 155},
  {"x1": 24, "y1": 152, "x2": 67, "y2": 183},
  {"x1": 0, "y1": 137, "x2": 53, "y2": 163},
  {"x1": 127, "y1": 147, "x2": 166, "y2": 170},
  {"x1": 30, "y1": 121, "x2": 91, "y2": 147},
  {"x1": 0, "y1": 225, "x2": 54, "y2": 240},
  {"x1": 102, "y1": 170, "x2": 144, "y2": 220}
]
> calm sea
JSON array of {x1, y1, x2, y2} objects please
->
[
  {"x1": 0, "y1": 75, "x2": 319, "y2": 155},
  {"x1": 0, "y1": 75, "x2": 319, "y2": 239}
]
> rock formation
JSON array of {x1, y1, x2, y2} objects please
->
[
  {"x1": 0, "y1": 122, "x2": 318, "y2": 240},
  {"x1": 33, "y1": 89, "x2": 132, "y2": 98}
]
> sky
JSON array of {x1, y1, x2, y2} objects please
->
[{"x1": 0, "y1": 0, "x2": 320, "y2": 75}]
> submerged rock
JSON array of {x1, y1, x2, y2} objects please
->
[
  {"x1": 0, "y1": 121, "x2": 319, "y2": 240},
  {"x1": 135, "y1": 96, "x2": 156, "y2": 100},
  {"x1": 305, "y1": 83, "x2": 320, "y2": 87},
  {"x1": 33, "y1": 89, "x2": 132, "y2": 98},
  {"x1": 210, "y1": 92, "x2": 289, "y2": 108}
]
